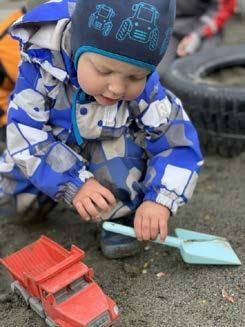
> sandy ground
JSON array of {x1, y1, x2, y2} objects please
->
[{"x1": 0, "y1": 2, "x2": 245, "y2": 327}]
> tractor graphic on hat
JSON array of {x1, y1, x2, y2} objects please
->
[
  {"x1": 116, "y1": 2, "x2": 160, "y2": 51},
  {"x1": 88, "y1": 4, "x2": 115, "y2": 37}
]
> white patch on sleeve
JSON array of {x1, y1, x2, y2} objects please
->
[
  {"x1": 14, "y1": 149, "x2": 41, "y2": 177},
  {"x1": 18, "y1": 124, "x2": 48, "y2": 145},
  {"x1": 7, "y1": 123, "x2": 29, "y2": 154},
  {"x1": 161, "y1": 164, "x2": 192, "y2": 195},
  {"x1": 141, "y1": 98, "x2": 172, "y2": 127},
  {"x1": 13, "y1": 89, "x2": 49, "y2": 122},
  {"x1": 46, "y1": 144, "x2": 77, "y2": 173},
  {"x1": 183, "y1": 171, "x2": 198, "y2": 199},
  {"x1": 78, "y1": 169, "x2": 94, "y2": 183}
]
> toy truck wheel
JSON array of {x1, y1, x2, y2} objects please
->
[
  {"x1": 11, "y1": 280, "x2": 30, "y2": 307},
  {"x1": 116, "y1": 20, "x2": 131, "y2": 40},
  {"x1": 149, "y1": 28, "x2": 159, "y2": 50},
  {"x1": 45, "y1": 316, "x2": 60, "y2": 327},
  {"x1": 29, "y1": 297, "x2": 46, "y2": 318},
  {"x1": 102, "y1": 22, "x2": 112, "y2": 36}
]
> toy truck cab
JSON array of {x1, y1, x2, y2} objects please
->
[
  {"x1": 88, "y1": 4, "x2": 115, "y2": 36},
  {"x1": 1, "y1": 236, "x2": 119, "y2": 327},
  {"x1": 40, "y1": 271, "x2": 117, "y2": 327},
  {"x1": 116, "y1": 2, "x2": 160, "y2": 50}
]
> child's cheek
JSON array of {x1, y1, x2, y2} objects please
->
[
  {"x1": 128, "y1": 82, "x2": 146, "y2": 100},
  {"x1": 79, "y1": 78, "x2": 97, "y2": 95}
]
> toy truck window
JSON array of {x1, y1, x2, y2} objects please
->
[
  {"x1": 99, "y1": 8, "x2": 109, "y2": 18},
  {"x1": 137, "y1": 8, "x2": 153, "y2": 22},
  {"x1": 54, "y1": 277, "x2": 89, "y2": 304},
  {"x1": 42, "y1": 290, "x2": 48, "y2": 299}
]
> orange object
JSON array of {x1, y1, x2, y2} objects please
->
[
  {"x1": 0, "y1": 8, "x2": 24, "y2": 126},
  {"x1": 1, "y1": 236, "x2": 119, "y2": 327}
]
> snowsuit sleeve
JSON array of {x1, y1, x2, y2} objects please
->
[
  {"x1": 133, "y1": 72, "x2": 203, "y2": 214},
  {"x1": 6, "y1": 60, "x2": 93, "y2": 205}
]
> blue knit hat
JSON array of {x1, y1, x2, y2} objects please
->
[{"x1": 71, "y1": 0, "x2": 176, "y2": 72}]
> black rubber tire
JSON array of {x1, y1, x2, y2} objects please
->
[{"x1": 162, "y1": 44, "x2": 245, "y2": 157}]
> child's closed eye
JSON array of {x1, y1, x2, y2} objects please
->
[
  {"x1": 129, "y1": 75, "x2": 146, "y2": 81},
  {"x1": 96, "y1": 68, "x2": 112, "y2": 75}
]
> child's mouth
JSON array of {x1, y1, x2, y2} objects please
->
[{"x1": 98, "y1": 95, "x2": 119, "y2": 105}]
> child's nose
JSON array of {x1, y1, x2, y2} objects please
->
[{"x1": 108, "y1": 79, "x2": 125, "y2": 97}]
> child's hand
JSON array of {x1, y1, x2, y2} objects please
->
[
  {"x1": 177, "y1": 32, "x2": 201, "y2": 57},
  {"x1": 73, "y1": 178, "x2": 116, "y2": 221},
  {"x1": 134, "y1": 201, "x2": 170, "y2": 242}
]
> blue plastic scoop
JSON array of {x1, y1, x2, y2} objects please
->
[{"x1": 102, "y1": 222, "x2": 241, "y2": 265}]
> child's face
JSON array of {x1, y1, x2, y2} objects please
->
[{"x1": 77, "y1": 52, "x2": 150, "y2": 106}]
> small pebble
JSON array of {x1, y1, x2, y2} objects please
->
[{"x1": 156, "y1": 272, "x2": 167, "y2": 278}]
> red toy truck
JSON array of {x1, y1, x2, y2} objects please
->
[{"x1": 0, "y1": 236, "x2": 119, "y2": 327}]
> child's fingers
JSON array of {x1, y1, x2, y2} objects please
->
[
  {"x1": 178, "y1": 39, "x2": 190, "y2": 56},
  {"x1": 75, "y1": 201, "x2": 90, "y2": 221},
  {"x1": 90, "y1": 192, "x2": 111, "y2": 212},
  {"x1": 150, "y1": 218, "x2": 159, "y2": 240},
  {"x1": 159, "y1": 219, "x2": 168, "y2": 242},
  {"x1": 134, "y1": 214, "x2": 143, "y2": 241},
  {"x1": 141, "y1": 215, "x2": 151, "y2": 241},
  {"x1": 99, "y1": 187, "x2": 116, "y2": 205},
  {"x1": 82, "y1": 197, "x2": 100, "y2": 219}
]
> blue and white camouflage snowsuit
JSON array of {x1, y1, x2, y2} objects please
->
[{"x1": 0, "y1": 0, "x2": 203, "y2": 218}]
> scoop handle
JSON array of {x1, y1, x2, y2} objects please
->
[{"x1": 102, "y1": 222, "x2": 181, "y2": 249}]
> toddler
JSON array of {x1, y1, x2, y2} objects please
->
[{"x1": 0, "y1": 0, "x2": 203, "y2": 258}]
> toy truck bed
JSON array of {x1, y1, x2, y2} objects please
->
[
  {"x1": 1, "y1": 236, "x2": 119, "y2": 327},
  {"x1": 0, "y1": 235, "x2": 85, "y2": 297}
]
